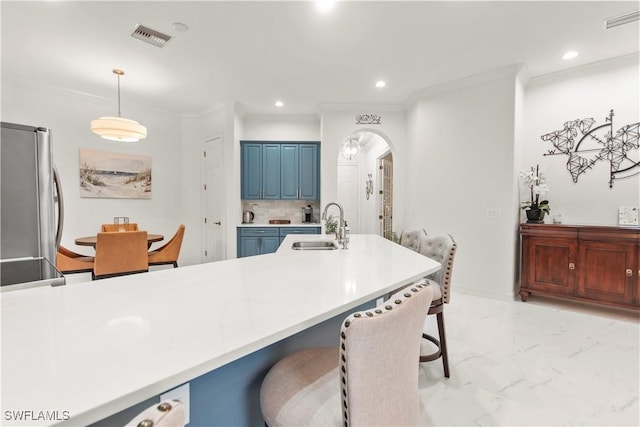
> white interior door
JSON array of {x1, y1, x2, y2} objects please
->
[
  {"x1": 337, "y1": 164, "x2": 359, "y2": 233},
  {"x1": 203, "y1": 136, "x2": 225, "y2": 262}
]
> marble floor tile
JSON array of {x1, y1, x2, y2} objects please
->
[{"x1": 418, "y1": 292, "x2": 639, "y2": 426}]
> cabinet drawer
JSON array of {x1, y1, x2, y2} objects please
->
[
  {"x1": 279, "y1": 227, "x2": 321, "y2": 237},
  {"x1": 239, "y1": 227, "x2": 279, "y2": 237}
]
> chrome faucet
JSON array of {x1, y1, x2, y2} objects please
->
[{"x1": 322, "y1": 202, "x2": 346, "y2": 249}]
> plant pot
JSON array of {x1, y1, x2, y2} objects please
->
[{"x1": 525, "y1": 209, "x2": 545, "y2": 224}]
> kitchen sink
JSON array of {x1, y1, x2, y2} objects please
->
[{"x1": 291, "y1": 241, "x2": 338, "y2": 250}]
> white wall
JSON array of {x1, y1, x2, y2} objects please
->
[
  {"x1": 523, "y1": 54, "x2": 640, "y2": 225},
  {"x1": 404, "y1": 66, "x2": 522, "y2": 300},
  {"x1": 320, "y1": 107, "x2": 406, "y2": 233},
  {"x1": 241, "y1": 114, "x2": 320, "y2": 141},
  {"x1": 2, "y1": 76, "x2": 191, "y2": 264}
]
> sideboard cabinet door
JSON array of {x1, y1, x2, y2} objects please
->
[
  {"x1": 521, "y1": 236, "x2": 577, "y2": 300},
  {"x1": 577, "y1": 240, "x2": 636, "y2": 305}
]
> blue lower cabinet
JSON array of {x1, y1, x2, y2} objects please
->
[
  {"x1": 279, "y1": 227, "x2": 321, "y2": 244},
  {"x1": 238, "y1": 227, "x2": 320, "y2": 257},
  {"x1": 237, "y1": 227, "x2": 280, "y2": 258}
]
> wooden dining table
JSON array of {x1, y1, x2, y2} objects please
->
[{"x1": 75, "y1": 233, "x2": 164, "y2": 249}]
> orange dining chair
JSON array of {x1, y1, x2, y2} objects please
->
[
  {"x1": 148, "y1": 224, "x2": 185, "y2": 268},
  {"x1": 101, "y1": 223, "x2": 139, "y2": 232},
  {"x1": 56, "y1": 245, "x2": 95, "y2": 274},
  {"x1": 93, "y1": 231, "x2": 149, "y2": 280}
]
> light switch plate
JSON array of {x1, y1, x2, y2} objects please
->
[{"x1": 160, "y1": 382, "x2": 190, "y2": 425}]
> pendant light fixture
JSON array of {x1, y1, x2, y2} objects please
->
[
  {"x1": 91, "y1": 69, "x2": 147, "y2": 142},
  {"x1": 341, "y1": 137, "x2": 361, "y2": 160}
]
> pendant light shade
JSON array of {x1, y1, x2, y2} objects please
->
[
  {"x1": 91, "y1": 117, "x2": 147, "y2": 142},
  {"x1": 91, "y1": 69, "x2": 147, "y2": 142},
  {"x1": 341, "y1": 137, "x2": 360, "y2": 160}
]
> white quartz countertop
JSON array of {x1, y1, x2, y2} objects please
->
[
  {"x1": 0, "y1": 235, "x2": 440, "y2": 426},
  {"x1": 238, "y1": 223, "x2": 321, "y2": 227}
]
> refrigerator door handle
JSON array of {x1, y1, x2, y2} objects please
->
[{"x1": 53, "y1": 164, "x2": 64, "y2": 249}]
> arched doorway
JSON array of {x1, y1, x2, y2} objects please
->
[{"x1": 336, "y1": 131, "x2": 393, "y2": 238}]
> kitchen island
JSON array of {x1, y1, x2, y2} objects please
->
[{"x1": 1, "y1": 234, "x2": 440, "y2": 426}]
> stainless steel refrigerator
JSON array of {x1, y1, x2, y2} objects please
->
[{"x1": 1, "y1": 122, "x2": 65, "y2": 291}]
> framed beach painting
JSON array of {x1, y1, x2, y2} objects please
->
[{"x1": 79, "y1": 148, "x2": 151, "y2": 199}]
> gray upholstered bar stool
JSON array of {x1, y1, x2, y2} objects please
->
[
  {"x1": 416, "y1": 233, "x2": 457, "y2": 378},
  {"x1": 400, "y1": 228, "x2": 428, "y2": 252},
  {"x1": 260, "y1": 284, "x2": 434, "y2": 427}
]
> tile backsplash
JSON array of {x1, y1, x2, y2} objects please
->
[{"x1": 241, "y1": 200, "x2": 321, "y2": 224}]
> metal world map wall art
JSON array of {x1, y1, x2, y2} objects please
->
[{"x1": 541, "y1": 109, "x2": 639, "y2": 188}]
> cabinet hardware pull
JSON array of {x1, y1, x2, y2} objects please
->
[
  {"x1": 626, "y1": 269, "x2": 633, "y2": 277},
  {"x1": 568, "y1": 263, "x2": 575, "y2": 270}
]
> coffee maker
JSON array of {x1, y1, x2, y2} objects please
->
[{"x1": 302, "y1": 205, "x2": 313, "y2": 223}]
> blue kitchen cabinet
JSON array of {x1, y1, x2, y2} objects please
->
[
  {"x1": 280, "y1": 143, "x2": 319, "y2": 200},
  {"x1": 242, "y1": 141, "x2": 319, "y2": 201},
  {"x1": 237, "y1": 227, "x2": 280, "y2": 258},
  {"x1": 279, "y1": 227, "x2": 321, "y2": 244},
  {"x1": 262, "y1": 144, "x2": 281, "y2": 199},
  {"x1": 280, "y1": 144, "x2": 299, "y2": 199},
  {"x1": 298, "y1": 144, "x2": 319, "y2": 200},
  {"x1": 241, "y1": 142, "x2": 281, "y2": 200},
  {"x1": 238, "y1": 227, "x2": 320, "y2": 257},
  {"x1": 241, "y1": 143, "x2": 262, "y2": 199}
]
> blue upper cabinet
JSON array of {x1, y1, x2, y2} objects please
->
[
  {"x1": 241, "y1": 143, "x2": 263, "y2": 199},
  {"x1": 241, "y1": 141, "x2": 319, "y2": 200},
  {"x1": 281, "y1": 143, "x2": 319, "y2": 200},
  {"x1": 262, "y1": 144, "x2": 281, "y2": 199},
  {"x1": 298, "y1": 144, "x2": 319, "y2": 200},
  {"x1": 280, "y1": 144, "x2": 299, "y2": 199}
]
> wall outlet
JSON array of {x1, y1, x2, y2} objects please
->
[
  {"x1": 252, "y1": 203, "x2": 259, "y2": 211},
  {"x1": 160, "y1": 382, "x2": 190, "y2": 424}
]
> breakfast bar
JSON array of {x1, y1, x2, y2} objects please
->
[{"x1": 1, "y1": 234, "x2": 440, "y2": 426}]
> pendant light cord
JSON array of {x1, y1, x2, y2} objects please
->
[
  {"x1": 116, "y1": 72, "x2": 121, "y2": 118},
  {"x1": 113, "y1": 68, "x2": 124, "y2": 118}
]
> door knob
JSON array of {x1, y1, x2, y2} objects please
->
[
  {"x1": 626, "y1": 269, "x2": 632, "y2": 277},
  {"x1": 214, "y1": 221, "x2": 221, "y2": 225},
  {"x1": 568, "y1": 263, "x2": 575, "y2": 270}
]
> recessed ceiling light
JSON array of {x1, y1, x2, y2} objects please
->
[
  {"x1": 275, "y1": 101, "x2": 284, "y2": 107},
  {"x1": 562, "y1": 50, "x2": 579, "y2": 60},
  {"x1": 375, "y1": 80, "x2": 386, "y2": 88},
  {"x1": 172, "y1": 22, "x2": 189, "y2": 32},
  {"x1": 315, "y1": 0, "x2": 335, "y2": 14}
]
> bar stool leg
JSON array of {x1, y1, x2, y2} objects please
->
[{"x1": 436, "y1": 311, "x2": 449, "y2": 378}]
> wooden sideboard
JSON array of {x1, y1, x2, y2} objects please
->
[{"x1": 520, "y1": 224, "x2": 640, "y2": 310}]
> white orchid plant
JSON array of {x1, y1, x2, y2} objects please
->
[{"x1": 519, "y1": 164, "x2": 550, "y2": 214}]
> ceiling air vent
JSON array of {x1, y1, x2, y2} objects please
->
[
  {"x1": 604, "y1": 10, "x2": 639, "y2": 29},
  {"x1": 131, "y1": 23, "x2": 171, "y2": 48}
]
